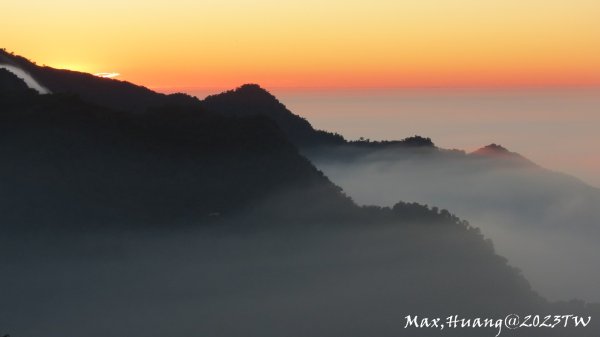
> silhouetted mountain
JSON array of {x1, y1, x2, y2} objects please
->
[
  {"x1": 202, "y1": 85, "x2": 443, "y2": 150},
  {"x1": 172, "y1": 59, "x2": 600, "y2": 303},
  {"x1": 0, "y1": 51, "x2": 434, "y2": 150},
  {"x1": 202, "y1": 84, "x2": 346, "y2": 147},
  {"x1": 1, "y1": 50, "x2": 598, "y2": 337},
  {"x1": 474, "y1": 143, "x2": 511, "y2": 155},
  {"x1": 0, "y1": 92, "x2": 354, "y2": 229},
  {"x1": 0, "y1": 49, "x2": 199, "y2": 112},
  {"x1": 471, "y1": 143, "x2": 535, "y2": 166}
]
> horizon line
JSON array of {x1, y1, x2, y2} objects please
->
[{"x1": 150, "y1": 83, "x2": 600, "y2": 95}]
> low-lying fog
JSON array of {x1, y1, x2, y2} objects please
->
[
  {"x1": 309, "y1": 150, "x2": 600, "y2": 303},
  {"x1": 0, "y1": 222, "x2": 542, "y2": 337},
  {"x1": 275, "y1": 87, "x2": 600, "y2": 188}
]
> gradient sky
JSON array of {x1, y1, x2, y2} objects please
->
[
  {"x1": 3, "y1": 0, "x2": 600, "y2": 90},
  {"x1": 272, "y1": 87, "x2": 600, "y2": 187}
]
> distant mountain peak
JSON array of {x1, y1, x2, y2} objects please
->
[
  {"x1": 217, "y1": 83, "x2": 278, "y2": 102},
  {"x1": 475, "y1": 143, "x2": 511, "y2": 155},
  {"x1": 202, "y1": 84, "x2": 346, "y2": 147},
  {"x1": 471, "y1": 143, "x2": 535, "y2": 166},
  {"x1": 238, "y1": 83, "x2": 269, "y2": 92},
  {"x1": 203, "y1": 83, "x2": 285, "y2": 114}
]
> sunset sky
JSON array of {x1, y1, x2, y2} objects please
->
[{"x1": 3, "y1": 0, "x2": 600, "y2": 90}]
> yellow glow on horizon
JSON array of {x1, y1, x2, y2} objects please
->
[{"x1": 3, "y1": 0, "x2": 600, "y2": 89}]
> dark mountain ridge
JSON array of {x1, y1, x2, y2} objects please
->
[
  {"x1": 0, "y1": 91, "x2": 352, "y2": 229},
  {"x1": 0, "y1": 50, "x2": 439, "y2": 150},
  {"x1": 0, "y1": 49, "x2": 199, "y2": 112},
  {"x1": 202, "y1": 84, "x2": 346, "y2": 147},
  {"x1": 1, "y1": 49, "x2": 599, "y2": 336}
]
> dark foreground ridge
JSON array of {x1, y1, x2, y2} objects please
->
[
  {"x1": 1, "y1": 49, "x2": 440, "y2": 150},
  {"x1": 471, "y1": 143, "x2": 534, "y2": 165}
]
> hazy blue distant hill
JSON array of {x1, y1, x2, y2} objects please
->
[
  {"x1": 310, "y1": 139, "x2": 600, "y2": 301},
  {"x1": 187, "y1": 69, "x2": 600, "y2": 302}
]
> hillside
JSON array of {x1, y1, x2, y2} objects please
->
[
  {"x1": 202, "y1": 84, "x2": 346, "y2": 146},
  {"x1": 0, "y1": 91, "x2": 353, "y2": 230},
  {"x1": 310, "y1": 140, "x2": 600, "y2": 301}
]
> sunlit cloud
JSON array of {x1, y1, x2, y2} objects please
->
[{"x1": 94, "y1": 72, "x2": 120, "y2": 78}]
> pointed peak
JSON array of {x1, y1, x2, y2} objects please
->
[
  {"x1": 205, "y1": 83, "x2": 280, "y2": 106},
  {"x1": 471, "y1": 143, "x2": 536, "y2": 166},
  {"x1": 205, "y1": 83, "x2": 273, "y2": 100},
  {"x1": 238, "y1": 83, "x2": 267, "y2": 91}
]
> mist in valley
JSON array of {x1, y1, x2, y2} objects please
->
[
  {"x1": 276, "y1": 88, "x2": 600, "y2": 187},
  {"x1": 307, "y1": 147, "x2": 600, "y2": 303},
  {"x1": 0, "y1": 217, "x2": 561, "y2": 337},
  {"x1": 2, "y1": 52, "x2": 599, "y2": 337}
]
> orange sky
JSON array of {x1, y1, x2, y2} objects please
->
[{"x1": 3, "y1": 0, "x2": 600, "y2": 90}]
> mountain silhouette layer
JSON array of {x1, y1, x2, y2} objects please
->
[{"x1": 1, "y1": 49, "x2": 598, "y2": 337}]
